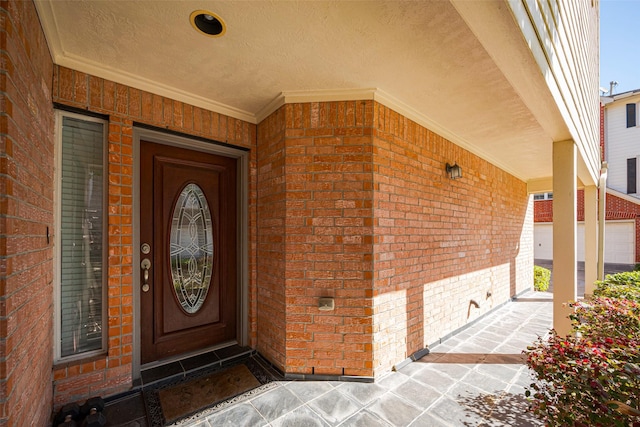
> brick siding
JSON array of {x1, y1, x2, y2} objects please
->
[
  {"x1": 257, "y1": 101, "x2": 532, "y2": 377},
  {"x1": 371, "y1": 104, "x2": 532, "y2": 373},
  {"x1": 256, "y1": 107, "x2": 287, "y2": 370},
  {"x1": 257, "y1": 102, "x2": 376, "y2": 377},
  {"x1": 0, "y1": 1, "x2": 55, "y2": 425},
  {"x1": 534, "y1": 199, "x2": 553, "y2": 223},
  {"x1": 534, "y1": 191, "x2": 586, "y2": 223},
  {"x1": 51, "y1": 65, "x2": 257, "y2": 408}
]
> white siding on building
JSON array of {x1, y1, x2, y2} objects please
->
[
  {"x1": 605, "y1": 93, "x2": 640, "y2": 198},
  {"x1": 510, "y1": 0, "x2": 600, "y2": 184}
]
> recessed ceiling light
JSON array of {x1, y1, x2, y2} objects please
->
[{"x1": 190, "y1": 10, "x2": 226, "y2": 37}]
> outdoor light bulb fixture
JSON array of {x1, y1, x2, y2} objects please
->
[{"x1": 446, "y1": 162, "x2": 462, "y2": 179}]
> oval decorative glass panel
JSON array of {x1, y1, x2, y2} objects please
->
[{"x1": 169, "y1": 183, "x2": 214, "y2": 314}]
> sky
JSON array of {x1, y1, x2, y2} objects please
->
[{"x1": 600, "y1": 0, "x2": 640, "y2": 94}]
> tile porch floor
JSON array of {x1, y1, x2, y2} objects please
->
[
  {"x1": 108, "y1": 290, "x2": 552, "y2": 427},
  {"x1": 104, "y1": 262, "x2": 634, "y2": 426},
  {"x1": 183, "y1": 290, "x2": 552, "y2": 427}
]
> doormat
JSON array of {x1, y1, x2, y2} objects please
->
[{"x1": 144, "y1": 356, "x2": 280, "y2": 426}]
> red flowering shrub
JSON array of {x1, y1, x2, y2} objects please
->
[
  {"x1": 525, "y1": 298, "x2": 640, "y2": 426},
  {"x1": 572, "y1": 297, "x2": 640, "y2": 337}
]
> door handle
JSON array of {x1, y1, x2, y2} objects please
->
[{"x1": 141, "y1": 258, "x2": 151, "y2": 292}]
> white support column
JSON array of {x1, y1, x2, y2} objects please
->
[
  {"x1": 584, "y1": 185, "x2": 598, "y2": 296},
  {"x1": 553, "y1": 140, "x2": 577, "y2": 336},
  {"x1": 598, "y1": 163, "x2": 608, "y2": 280}
]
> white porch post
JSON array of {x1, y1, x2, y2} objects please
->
[
  {"x1": 598, "y1": 163, "x2": 608, "y2": 280},
  {"x1": 553, "y1": 140, "x2": 577, "y2": 336},
  {"x1": 583, "y1": 185, "x2": 598, "y2": 296}
]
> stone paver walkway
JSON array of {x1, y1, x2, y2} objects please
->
[{"x1": 176, "y1": 291, "x2": 553, "y2": 427}]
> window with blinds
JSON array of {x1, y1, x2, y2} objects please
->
[
  {"x1": 628, "y1": 158, "x2": 637, "y2": 195},
  {"x1": 58, "y1": 114, "x2": 106, "y2": 358},
  {"x1": 627, "y1": 103, "x2": 637, "y2": 128}
]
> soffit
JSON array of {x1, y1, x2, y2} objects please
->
[{"x1": 35, "y1": 0, "x2": 565, "y2": 181}]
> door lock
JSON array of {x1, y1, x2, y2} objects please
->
[{"x1": 141, "y1": 258, "x2": 151, "y2": 292}]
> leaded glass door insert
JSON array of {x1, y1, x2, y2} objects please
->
[{"x1": 170, "y1": 183, "x2": 214, "y2": 314}]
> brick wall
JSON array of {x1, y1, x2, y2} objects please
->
[
  {"x1": 257, "y1": 101, "x2": 376, "y2": 376},
  {"x1": 0, "y1": 1, "x2": 55, "y2": 425},
  {"x1": 52, "y1": 65, "x2": 257, "y2": 407},
  {"x1": 534, "y1": 199, "x2": 553, "y2": 222},
  {"x1": 534, "y1": 190, "x2": 585, "y2": 223},
  {"x1": 282, "y1": 102, "x2": 375, "y2": 377},
  {"x1": 256, "y1": 107, "x2": 287, "y2": 369},
  {"x1": 257, "y1": 101, "x2": 532, "y2": 377},
  {"x1": 371, "y1": 104, "x2": 532, "y2": 374}
]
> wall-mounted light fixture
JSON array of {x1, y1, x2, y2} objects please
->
[{"x1": 446, "y1": 162, "x2": 462, "y2": 179}]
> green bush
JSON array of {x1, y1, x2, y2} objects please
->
[
  {"x1": 533, "y1": 265, "x2": 551, "y2": 291},
  {"x1": 594, "y1": 271, "x2": 640, "y2": 302}
]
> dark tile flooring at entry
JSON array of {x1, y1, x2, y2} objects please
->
[{"x1": 102, "y1": 344, "x2": 254, "y2": 427}]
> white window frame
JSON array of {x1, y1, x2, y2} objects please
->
[
  {"x1": 533, "y1": 192, "x2": 553, "y2": 201},
  {"x1": 54, "y1": 110, "x2": 108, "y2": 362}
]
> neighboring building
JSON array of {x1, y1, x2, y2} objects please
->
[
  {"x1": 1, "y1": 1, "x2": 600, "y2": 424},
  {"x1": 534, "y1": 90, "x2": 640, "y2": 265},
  {"x1": 534, "y1": 189, "x2": 639, "y2": 264},
  {"x1": 603, "y1": 89, "x2": 640, "y2": 197}
]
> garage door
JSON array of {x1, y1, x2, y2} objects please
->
[
  {"x1": 606, "y1": 221, "x2": 635, "y2": 264},
  {"x1": 534, "y1": 221, "x2": 635, "y2": 264},
  {"x1": 534, "y1": 223, "x2": 553, "y2": 260}
]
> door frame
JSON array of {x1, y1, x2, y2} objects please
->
[{"x1": 132, "y1": 126, "x2": 249, "y2": 379}]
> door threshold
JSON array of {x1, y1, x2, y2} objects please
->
[{"x1": 138, "y1": 344, "x2": 254, "y2": 388}]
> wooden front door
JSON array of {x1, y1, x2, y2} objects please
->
[{"x1": 140, "y1": 140, "x2": 237, "y2": 364}]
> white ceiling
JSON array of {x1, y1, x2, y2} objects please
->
[{"x1": 35, "y1": 0, "x2": 567, "y2": 182}]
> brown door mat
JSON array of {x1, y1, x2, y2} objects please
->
[{"x1": 143, "y1": 355, "x2": 280, "y2": 426}]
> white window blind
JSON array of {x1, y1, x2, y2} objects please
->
[{"x1": 59, "y1": 116, "x2": 105, "y2": 358}]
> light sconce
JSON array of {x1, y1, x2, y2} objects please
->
[{"x1": 446, "y1": 162, "x2": 462, "y2": 179}]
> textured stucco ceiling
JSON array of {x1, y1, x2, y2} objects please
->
[{"x1": 35, "y1": 0, "x2": 565, "y2": 181}]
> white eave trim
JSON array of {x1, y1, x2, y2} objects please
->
[
  {"x1": 255, "y1": 88, "x2": 378, "y2": 123},
  {"x1": 56, "y1": 53, "x2": 258, "y2": 124},
  {"x1": 257, "y1": 88, "x2": 525, "y2": 181},
  {"x1": 607, "y1": 188, "x2": 640, "y2": 206}
]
